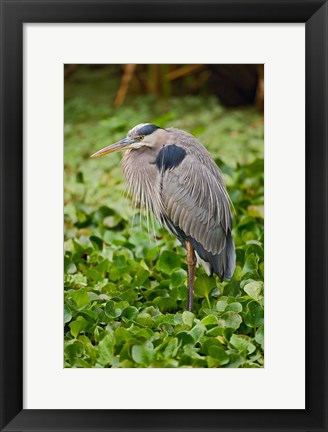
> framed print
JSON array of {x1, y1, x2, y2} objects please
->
[{"x1": 0, "y1": 1, "x2": 327, "y2": 431}]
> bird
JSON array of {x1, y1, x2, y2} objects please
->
[{"x1": 91, "y1": 123, "x2": 235, "y2": 312}]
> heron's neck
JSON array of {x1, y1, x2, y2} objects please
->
[{"x1": 121, "y1": 148, "x2": 162, "y2": 220}]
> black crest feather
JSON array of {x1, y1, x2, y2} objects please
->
[{"x1": 137, "y1": 124, "x2": 160, "y2": 136}]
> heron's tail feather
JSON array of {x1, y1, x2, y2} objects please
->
[
  {"x1": 223, "y1": 232, "x2": 236, "y2": 280},
  {"x1": 188, "y1": 231, "x2": 235, "y2": 281}
]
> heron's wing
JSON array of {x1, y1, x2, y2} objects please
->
[{"x1": 161, "y1": 154, "x2": 232, "y2": 256}]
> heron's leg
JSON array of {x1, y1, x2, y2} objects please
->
[{"x1": 186, "y1": 241, "x2": 197, "y2": 312}]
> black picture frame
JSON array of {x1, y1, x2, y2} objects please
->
[{"x1": 0, "y1": 1, "x2": 327, "y2": 431}]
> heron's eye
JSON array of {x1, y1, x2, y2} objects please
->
[{"x1": 139, "y1": 135, "x2": 145, "y2": 141}]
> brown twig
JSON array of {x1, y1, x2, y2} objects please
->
[
  {"x1": 165, "y1": 64, "x2": 204, "y2": 81},
  {"x1": 114, "y1": 64, "x2": 137, "y2": 107}
]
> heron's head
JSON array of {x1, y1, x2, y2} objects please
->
[{"x1": 91, "y1": 123, "x2": 163, "y2": 158}]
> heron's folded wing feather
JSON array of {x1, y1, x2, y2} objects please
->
[{"x1": 161, "y1": 155, "x2": 232, "y2": 255}]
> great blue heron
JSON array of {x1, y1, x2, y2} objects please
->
[{"x1": 91, "y1": 123, "x2": 235, "y2": 312}]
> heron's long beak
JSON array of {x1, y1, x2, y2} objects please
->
[{"x1": 90, "y1": 137, "x2": 134, "y2": 158}]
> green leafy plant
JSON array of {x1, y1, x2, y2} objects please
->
[{"x1": 64, "y1": 67, "x2": 264, "y2": 368}]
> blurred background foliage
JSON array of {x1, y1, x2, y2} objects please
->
[{"x1": 64, "y1": 64, "x2": 264, "y2": 368}]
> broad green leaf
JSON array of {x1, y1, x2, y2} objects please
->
[
  {"x1": 97, "y1": 333, "x2": 115, "y2": 367},
  {"x1": 114, "y1": 327, "x2": 132, "y2": 347},
  {"x1": 65, "y1": 340, "x2": 84, "y2": 365},
  {"x1": 225, "y1": 302, "x2": 242, "y2": 313},
  {"x1": 69, "y1": 316, "x2": 88, "y2": 338},
  {"x1": 71, "y1": 290, "x2": 90, "y2": 309},
  {"x1": 176, "y1": 331, "x2": 195, "y2": 346},
  {"x1": 132, "y1": 269, "x2": 150, "y2": 288},
  {"x1": 206, "y1": 326, "x2": 224, "y2": 337},
  {"x1": 208, "y1": 346, "x2": 229, "y2": 366},
  {"x1": 219, "y1": 311, "x2": 242, "y2": 330},
  {"x1": 223, "y1": 280, "x2": 241, "y2": 297},
  {"x1": 216, "y1": 299, "x2": 228, "y2": 312},
  {"x1": 223, "y1": 353, "x2": 245, "y2": 368},
  {"x1": 64, "y1": 304, "x2": 72, "y2": 323},
  {"x1": 135, "y1": 328, "x2": 154, "y2": 341},
  {"x1": 78, "y1": 335, "x2": 97, "y2": 363},
  {"x1": 230, "y1": 334, "x2": 251, "y2": 353},
  {"x1": 247, "y1": 342, "x2": 256, "y2": 355},
  {"x1": 173, "y1": 313, "x2": 183, "y2": 324},
  {"x1": 194, "y1": 274, "x2": 216, "y2": 307},
  {"x1": 121, "y1": 306, "x2": 139, "y2": 320},
  {"x1": 189, "y1": 322, "x2": 205, "y2": 343},
  {"x1": 156, "y1": 250, "x2": 181, "y2": 275},
  {"x1": 183, "y1": 344, "x2": 204, "y2": 361},
  {"x1": 163, "y1": 338, "x2": 179, "y2": 358},
  {"x1": 128, "y1": 230, "x2": 150, "y2": 246},
  {"x1": 182, "y1": 311, "x2": 194, "y2": 328},
  {"x1": 201, "y1": 338, "x2": 224, "y2": 355},
  {"x1": 245, "y1": 301, "x2": 264, "y2": 327},
  {"x1": 64, "y1": 257, "x2": 77, "y2": 275},
  {"x1": 245, "y1": 242, "x2": 264, "y2": 260},
  {"x1": 103, "y1": 214, "x2": 121, "y2": 228},
  {"x1": 201, "y1": 314, "x2": 219, "y2": 326},
  {"x1": 121, "y1": 273, "x2": 133, "y2": 285},
  {"x1": 242, "y1": 253, "x2": 259, "y2": 275},
  {"x1": 170, "y1": 269, "x2": 187, "y2": 288},
  {"x1": 131, "y1": 341, "x2": 155, "y2": 366},
  {"x1": 135, "y1": 312, "x2": 154, "y2": 327},
  {"x1": 103, "y1": 230, "x2": 126, "y2": 245},
  {"x1": 84, "y1": 267, "x2": 103, "y2": 282},
  {"x1": 94, "y1": 258, "x2": 110, "y2": 275},
  {"x1": 244, "y1": 281, "x2": 263, "y2": 300},
  {"x1": 259, "y1": 262, "x2": 264, "y2": 278},
  {"x1": 154, "y1": 296, "x2": 177, "y2": 313},
  {"x1": 113, "y1": 253, "x2": 128, "y2": 269},
  {"x1": 142, "y1": 305, "x2": 161, "y2": 317},
  {"x1": 80, "y1": 309, "x2": 99, "y2": 322},
  {"x1": 255, "y1": 325, "x2": 264, "y2": 349},
  {"x1": 119, "y1": 289, "x2": 138, "y2": 302},
  {"x1": 104, "y1": 301, "x2": 122, "y2": 319},
  {"x1": 89, "y1": 235, "x2": 103, "y2": 251},
  {"x1": 154, "y1": 314, "x2": 175, "y2": 328}
]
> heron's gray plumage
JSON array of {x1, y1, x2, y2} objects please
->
[
  {"x1": 119, "y1": 125, "x2": 235, "y2": 281},
  {"x1": 122, "y1": 145, "x2": 163, "y2": 220}
]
